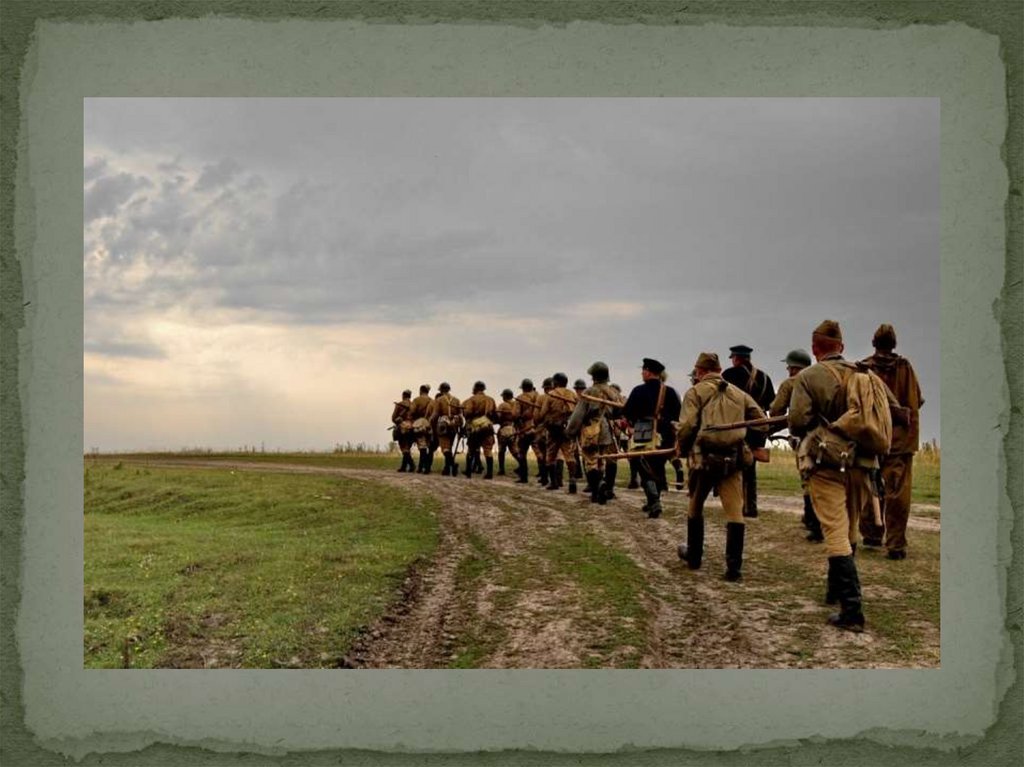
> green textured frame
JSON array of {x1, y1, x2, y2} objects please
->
[{"x1": 1, "y1": 2, "x2": 1020, "y2": 765}]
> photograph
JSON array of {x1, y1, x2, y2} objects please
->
[{"x1": 83, "y1": 96, "x2": 940, "y2": 670}]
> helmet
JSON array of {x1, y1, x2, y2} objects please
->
[
  {"x1": 573, "y1": 378, "x2": 587, "y2": 390},
  {"x1": 520, "y1": 378, "x2": 534, "y2": 390},
  {"x1": 782, "y1": 349, "x2": 812, "y2": 369},
  {"x1": 552, "y1": 372, "x2": 568, "y2": 387},
  {"x1": 586, "y1": 361, "x2": 609, "y2": 382},
  {"x1": 501, "y1": 388, "x2": 513, "y2": 399},
  {"x1": 439, "y1": 381, "x2": 451, "y2": 392},
  {"x1": 473, "y1": 380, "x2": 486, "y2": 393}
]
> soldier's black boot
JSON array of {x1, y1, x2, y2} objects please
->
[
  {"x1": 642, "y1": 480, "x2": 662, "y2": 519},
  {"x1": 674, "y1": 462, "x2": 685, "y2": 492},
  {"x1": 440, "y1": 452, "x2": 450, "y2": 476},
  {"x1": 406, "y1": 453, "x2": 417, "y2": 472},
  {"x1": 424, "y1": 452, "x2": 434, "y2": 474},
  {"x1": 516, "y1": 459, "x2": 529, "y2": 484},
  {"x1": 417, "y1": 449, "x2": 428, "y2": 473},
  {"x1": 628, "y1": 459, "x2": 640, "y2": 489},
  {"x1": 825, "y1": 556, "x2": 839, "y2": 605},
  {"x1": 463, "y1": 452, "x2": 475, "y2": 478},
  {"x1": 677, "y1": 515, "x2": 704, "y2": 569},
  {"x1": 547, "y1": 460, "x2": 564, "y2": 490},
  {"x1": 602, "y1": 462, "x2": 617, "y2": 501},
  {"x1": 537, "y1": 462, "x2": 549, "y2": 486},
  {"x1": 484, "y1": 457, "x2": 494, "y2": 479},
  {"x1": 742, "y1": 466, "x2": 758, "y2": 517},
  {"x1": 724, "y1": 522, "x2": 745, "y2": 582},
  {"x1": 827, "y1": 555, "x2": 865, "y2": 632},
  {"x1": 397, "y1": 455, "x2": 407, "y2": 472},
  {"x1": 587, "y1": 470, "x2": 603, "y2": 503},
  {"x1": 497, "y1": 450, "x2": 506, "y2": 476},
  {"x1": 805, "y1": 495, "x2": 824, "y2": 542},
  {"x1": 567, "y1": 463, "x2": 578, "y2": 494}
]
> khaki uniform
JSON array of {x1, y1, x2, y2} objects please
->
[
  {"x1": 462, "y1": 393, "x2": 497, "y2": 458},
  {"x1": 390, "y1": 398, "x2": 414, "y2": 456},
  {"x1": 409, "y1": 394, "x2": 434, "y2": 450},
  {"x1": 768, "y1": 377, "x2": 796, "y2": 417},
  {"x1": 862, "y1": 350, "x2": 924, "y2": 554},
  {"x1": 566, "y1": 382, "x2": 619, "y2": 473},
  {"x1": 769, "y1": 373, "x2": 822, "y2": 539},
  {"x1": 431, "y1": 393, "x2": 463, "y2": 453},
  {"x1": 538, "y1": 388, "x2": 578, "y2": 468},
  {"x1": 788, "y1": 354, "x2": 878, "y2": 556},
  {"x1": 532, "y1": 392, "x2": 550, "y2": 465},
  {"x1": 496, "y1": 400, "x2": 521, "y2": 461}
]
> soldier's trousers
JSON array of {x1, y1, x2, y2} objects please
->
[
  {"x1": 497, "y1": 430, "x2": 520, "y2": 460},
  {"x1": 545, "y1": 430, "x2": 577, "y2": 469},
  {"x1": 533, "y1": 430, "x2": 548, "y2": 464},
  {"x1": 517, "y1": 431, "x2": 535, "y2": 465},
  {"x1": 468, "y1": 431, "x2": 496, "y2": 458},
  {"x1": 742, "y1": 464, "x2": 758, "y2": 515},
  {"x1": 636, "y1": 454, "x2": 668, "y2": 490},
  {"x1": 414, "y1": 433, "x2": 432, "y2": 451},
  {"x1": 807, "y1": 467, "x2": 874, "y2": 557},
  {"x1": 580, "y1": 443, "x2": 613, "y2": 473},
  {"x1": 879, "y1": 454, "x2": 913, "y2": 553},
  {"x1": 687, "y1": 468, "x2": 745, "y2": 524},
  {"x1": 437, "y1": 433, "x2": 456, "y2": 453},
  {"x1": 396, "y1": 434, "x2": 414, "y2": 457}
]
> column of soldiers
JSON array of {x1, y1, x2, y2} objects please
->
[{"x1": 388, "y1": 321, "x2": 924, "y2": 633}]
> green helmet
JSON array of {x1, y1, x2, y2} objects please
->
[
  {"x1": 501, "y1": 388, "x2": 513, "y2": 399},
  {"x1": 586, "y1": 361, "x2": 609, "y2": 382},
  {"x1": 782, "y1": 349, "x2": 812, "y2": 369}
]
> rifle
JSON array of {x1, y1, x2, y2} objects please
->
[
  {"x1": 702, "y1": 415, "x2": 788, "y2": 432},
  {"x1": 579, "y1": 392, "x2": 624, "y2": 409},
  {"x1": 393, "y1": 401, "x2": 412, "y2": 408},
  {"x1": 547, "y1": 390, "x2": 579, "y2": 405},
  {"x1": 515, "y1": 396, "x2": 541, "y2": 409},
  {"x1": 603, "y1": 447, "x2": 678, "y2": 461}
]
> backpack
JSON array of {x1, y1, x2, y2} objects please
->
[
  {"x1": 824, "y1": 361, "x2": 893, "y2": 456},
  {"x1": 695, "y1": 380, "x2": 747, "y2": 452}
]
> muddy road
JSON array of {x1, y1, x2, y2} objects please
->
[{"x1": 136, "y1": 459, "x2": 941, "y2": 669}]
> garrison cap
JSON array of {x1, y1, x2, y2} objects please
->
[
  {"x1": 520, "y1": 378, "x2": 534, "y2": 390},
  {"x1": 573, "y1": 378, "x2": 587, "y2": 390},
  {"x1": 439, "y1": 382, "x2": 451, "y2": 392},
  {"x1": 641, "y1": 357, "x2": 665, "y2": 374},
  {"x1": 402, "y1": 389, "x2": 412, "y2": 398},
  {"x1": 729, "y1": 344, "x2": 753, "y2": 357},
  {"x1": 782, "y1": 349, "x2": 812, "y2": 369},
  {"x1": 587, "y1": 361, "x2": 610, "y2": 382},
  {"x1": 872, "y1": 323, "x2": 897, "y2": 350},
  {"x1": 542, "y1": 377, "x2": 554, "y2": 389},
  {"x1": 419, "y1": 384, "x2": 430, "y2": 394},
  {"x1": 501, "y1": 388, "x2": 513, "y2": 399},
  {"x1": 812, "y1": 319, "x2": 843, "y2": 342},
  {"x1": 694, "y1": 352, "x2": 721, "y2": 371},
  {"x1": 552, "y1": 372, "x2": 569, "y2": 387}
]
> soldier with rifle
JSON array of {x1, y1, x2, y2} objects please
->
[
  {"x1": 537, "y1": 373, "x2": 579, "y2": 493},
  {"x1": 566, "y1": 362, "x2": 622, "y2": 504},
  {"x1": 723, "y1": 344, "x2": 776, "y2": 518},
  {"x1": 461, "y1": 381, "x2": 498, "y2": 479},
  {"x1": 622, "y1": 358, "x2": 682, "y2": 518},
  {"x1": 409, "y1": 384, "x2": 435, "y2": 474},
  {"x1": 514, "y1": 379, "x2": 541, "y2": 484},
  {"x1": 431, "y1": 382, "x2": 464, "y2": 477},
  {"x1": 495, "y1": 389, "x2": 521, "y2": 476},
  {"x1": 533, "y1": 377, "x2": 554, "y2": 486},
  {"x1": 390, "y1": 390, "x2": 416, "y2": 472},
  {"x1": 675, "y1": 352, "x2": 768, "y2": 582}
]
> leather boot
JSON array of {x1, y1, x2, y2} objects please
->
[
  {"x1": 827, "y1": 555, "x2": 865, "y2": 632},
  {"x1": 642, "y1": 480, "x2": 662, "y2": 518},
  {"x1": 674, "y1": 463, "x2": 685, "y2": 491},
  {"x1": 825, "y1": 556, "x2": 839, "y2": 605},
  {"x1": 406, "y1": 453, "x2": 417, "y2": 472},
  {"x1": 587, "y1": 470, "x2": 604, "y2": 504},
  {"x1": 417, "y1": 449, "x2": 428, "y2": 473},
  {"x1": 463, "y1": 451, "x2": 475, "y2": 478},
  {"x1": 742, "y1": 465, "x2": 758, "y2": 518},
  {"x1": 516, "y1": 459, "x2": 529, "y2": 484},
  {"x1": 484, "y1": 456, "x2": 494, "y2": 479},
  {"x1": 537, "y1": 462, "x2": 549, "y2": 486},
  {"x1": 677, "y1": 515, "x2": 704, "y2": 569},
  {"x1": 547, "y1": 460, "x2": 563, "y2": 490},
  {"x1": 724, "y1": 522, "x2": 745, "y2": 582},
  {"x1": 497, "y1": 450, "x2": 506, "y2": 476},
  {"x1": 567, "y1": 463, "x2": 577, "y2": 494},
  {"x1": 628, "y1": 459, "x2": 640, "y2": 489},
  {"x1": 602, "y1": 462, "x2": 617, "y2": 500},
  {"x1": 397, "y1": 455, "x2": 408, "y2": 472},
  {"x1": 424, "y1": 452, "x2": 434, "y2": 474},
  {"x1": 805, "y1": 495, "x2": 823, "y2": 542}
]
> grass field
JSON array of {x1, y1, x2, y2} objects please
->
[{"x1": 84, "y1": 460, "x2": 439, "y2": 668}]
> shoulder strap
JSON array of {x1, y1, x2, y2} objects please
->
[{"x1": 654, "y1": 382, "x2": 667, "y2": 421}]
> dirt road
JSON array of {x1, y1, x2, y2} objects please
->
[{"x1": 137, "y1": 459, "x2": 941, "y2": 669}]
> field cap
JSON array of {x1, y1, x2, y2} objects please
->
[
  {"x1": 729, "y1": 344, "x2": 753, "y2": 357},
  {"x1": 641, "y1": 357, "x2": 665, "y2": 374},
  {"x1": 873, "y1": 323, "x2": 897, "y2": 350},
  {"x1": 694, "y1": 352, "x2": 721, "y2": 371},
  {"x1": 812, "y1": 319, "x2": 843, "y2": 342},
  {"x1": 782, "y1": 349, "x2": 812, "y2": 369}
]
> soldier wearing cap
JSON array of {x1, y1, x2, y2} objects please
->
[
  {"x1": 533, "y1": 377, "x2": 554, "y2": 486},
  {"x1": 861, "y1": 324, "x2": 924, "y2": 560},
  {"x1": 431, "y1": 382, "x2": 463, "y2": 477},
  {"x1": 461, "y1": 381, "x2": 498, "y2": 479},
  {"x1": 495, "y1": 388, "x2": 521, "y2": 477},
  {"x1": 409, "y1": 384, "x2": 436, "y2": 473},
  {"x1": 676, "y1": 352, "x2": 767, "y2": 581},
  {"x1": 788, "y1": 320, "x2": 872, "y2": 632},
  {"x1": 622, "y1": 358, "x2": 682, "y2": 518},
  {"x1": 722, "y1": 344, "x2": 776, "y2": 518},
  {"x1": 536, "y1": 373, "x2": 579, "y2": 493},
  {"x1": 769, "y1": 349, "x2": 823, "y2": 542},
  {"x1": 566, "y1": 362, "x2": 622, "y2": 504},
  {"x1": 513, "y1": 379, "x2": 540, "y2": 483},
  {"x1": 391, "y1": 390, "x2": 416, "y2": 473}
]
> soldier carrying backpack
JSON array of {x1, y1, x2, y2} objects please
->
[{"x1": 675, "y1": 352, "x2": 768, "y2": 582}]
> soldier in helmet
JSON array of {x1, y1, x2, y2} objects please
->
[
  {"x1": 409, "y1": 384, "x2": 435, "y2": 473},
  {"x1": 723, "y1": 344, "x2": 776, "y2": 518},
  {"x1": 461, "y1": 381, "x2": 498, "y2": 479},
  {"x1": 536, "y1": 372, "x2": 579, "y2": 493},
  {"x1": 571, "y1": 379, "x2": 588, "y2": 486},
  {"x1": 495, "y1": 388, "x2": 521, "y2": 476},
  {"x1": 390, "y1": 390, "x2": 416, "y2": 472},
  {"x1": 533, "y1": 377, "x2": 554, "y2": 486},
  {"x1": 514, "y1": 378, "x2": 540, "y2": 483},
  {"x1": 566, "y1": 362, "x2": 622, "y2": 504},
  {"x1": 431, "y1": 382, "x2": 464, "y2": 477},
  {"x1": 769, "y1": 349, "x2": 822, "y2": 541}
]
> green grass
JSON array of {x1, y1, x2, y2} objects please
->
[{"x1": 84, "y1": 460, "x2": 439, "y2": 668}]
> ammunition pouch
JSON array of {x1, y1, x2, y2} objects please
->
[
  {"x1": 498, "y1": 424, "x2": 516, "y2": 441},
  {"x1": 436, "y1": 415, "x2": 458, "y2": 436},
  {"x1": 632, "y1": 418, "x2": 658, "y2": 447},
  {"x1": 468, "y1": 416, "x2": 494, "y2": 436},
  {"x1": 797, "y1": 425, "x2": 857, "y2": 477},
  {"x1": 693, "y1": 444, "x2": 744, "y2": 477},
  {"x1": 412, "y1": 417, "x2": 432, "y2": 436},
  {"x1": 579, "y1": 419, "x2": 602, "y2": 448}
]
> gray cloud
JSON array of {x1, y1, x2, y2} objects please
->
[
  {"x1": 84, "y1": 171, "x2": 151, "y2": 223},
  {"x1": 84, "y1": 340, "x2": 167, "y2": 360}
]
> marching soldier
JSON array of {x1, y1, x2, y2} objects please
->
[
  {"x1": 461, "y1": 381, "x2": 498, "y2": 479},
  {"x1": 534, "y1": 377, "x2": 554, "y2": 486},
  {"x1": 409, "y1": 384, "x2": 435, "y2": 473},
  {"x1": 514, "y1": 378, "x2": 541, "y2": 484},
  {"x1": 537, "y1": 373, "x2": 579, "y2": 493},
  {"x1": 622, "y1": 358, "x2": 682, "y2": 518},
  {"x1": 572, "y1": 379, "x2": 588, "y2": 485},
  {"x1": 861, "y1": 323, "x2": 924, "y2": 560},
  {"x1": 495, "y1": 389, "x2": 521, "y2": 476},
  {"x1": 723, "y1": 345, "x2": 776, "y2": 518},
  {"x1": 769, "y1": 349, "x2": 823, "y2": 542},
  {"x1": 676, "y1": 352, "x2": 767, "y2": 581},
  {"x1": 431, "y1": 382, "x2": 463, "y2": 477},
  {"x1": 788, "y1": 320, "x2": 872, "y2": 632},
  {"x1": 566, "y1": 362, "x2": 621, "y2": 504},
  {"x1": 390, "y1": 390, "x2": 416, "y2": 472}
]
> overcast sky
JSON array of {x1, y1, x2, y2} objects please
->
[{"x1": 84, "y1": 97, "x2": 939, "y2": 452}]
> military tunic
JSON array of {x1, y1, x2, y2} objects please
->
[
  {"x1": 537, "y1": 387, "x2": 578, "y2": 467},
  {"x1": 390, "y1": 398, "x2": 414, "y2": 456},
  {"x1": 409, "y1": 394, "x2": 434, "y2": 450},
  {"x1": 431, "y1": 393, "x2": 463, "y2": 454},
  {"x1": 622, "y1": 378, "x2": 682, "y2": 489},
  {"x1": 496, "y1": 399, "x2": 521, "y2": 460},
  {"x1": 566, "y1": 382, "x2": 620, "y2": 473},
  {"x1": 462, "y1": 392, "x2": 498, "y2": 457}
]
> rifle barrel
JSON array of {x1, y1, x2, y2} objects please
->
[
  {"x1": 703, "y1": 415, "x2": 788, "y2": 431},
  {"x1": 580, "y1": 393, "x2": 624, "y2": 408},
  {"x1": 547, "y1": 391, "x2": 578, "y2": 404},
  {"x1": 603, "y1": 447, "x2": 678, "y2": 460}
]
